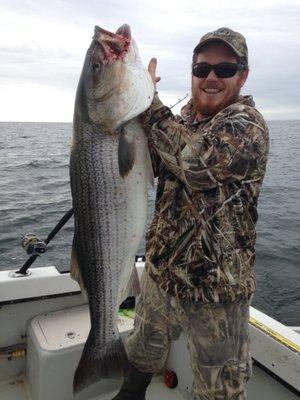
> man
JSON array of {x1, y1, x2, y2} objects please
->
[{"x1": 113, "y1": 27, "x2": 269, "y2": 400}]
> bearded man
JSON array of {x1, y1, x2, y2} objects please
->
[{"x1": 113, "y1": 27, "x2": 269, "y2": 400}]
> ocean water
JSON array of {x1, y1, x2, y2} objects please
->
[{"x1": 0, "y1": 120, "x2": 299, "y2": 326}]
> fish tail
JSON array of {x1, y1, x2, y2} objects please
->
[{"x1": 73, "y1": 334, "x2": 128, "y2": 394}]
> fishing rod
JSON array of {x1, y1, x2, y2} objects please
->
[
  {"x1": 16, "y1": 208, "x2": 74, "y2": 275},
  {"x1": 169, "y1": 93, "x2": 189, "y2": 110},
  {"x1": 150, "y1": 93, "x2": 189, "y2": 124}
]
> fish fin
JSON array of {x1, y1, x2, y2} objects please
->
[
  {"x1": 121, "y1": 266, "x2": 141, "y2": 302},
  {"x1": 118, "y1": 128, "x2": 136, "y2": 178},
  {"x1": 127, "y1": 265, "x2": 141, "y2": 297},
  {"x1": 145, "y1": 145, "x2": 155, "y2": 187},
  {"x1": 70, "y1": 241, "x2": 86, "y2": 293},
  {"x1": 73, "y1": 335, "x2": 128, "y2": 394}
]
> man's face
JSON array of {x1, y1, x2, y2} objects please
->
[{"x1": 192, "y1": 42, "x2": 249, "y2": 120}]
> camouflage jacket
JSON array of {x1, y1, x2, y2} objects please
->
[{"x1": 140, "y1": 94, "x2": 269, "y2": 302}]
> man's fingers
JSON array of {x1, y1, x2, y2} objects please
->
[
  {"x1": 148, "y1": 58, "x2": 157, "y2": 75},
  {"x1": 148, "y1": 58, "x2": 160, "y2": 90}
]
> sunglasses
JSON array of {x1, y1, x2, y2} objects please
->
[{"x1": 192, "y1": 62, "x2": 246, "y2": 79}]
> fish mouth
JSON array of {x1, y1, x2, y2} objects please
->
[
  {"x1": 116, "y1": 24, "x2": 131, "y2": 39},
  {"x1": 94, "y1": 24, "x2": 131, "y2": 40},
  {"x1": 93, "y1": 25, "x2": 131, "y2": 61}
]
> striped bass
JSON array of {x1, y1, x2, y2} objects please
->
[{"x1": 70, "y1": 24, "x2": 154, "y2": 394}]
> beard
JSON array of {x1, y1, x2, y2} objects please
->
[{"x1": 192, "y1": 85, "x2": 241, "y2": 119}]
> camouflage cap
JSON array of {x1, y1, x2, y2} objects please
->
[{"x1": 193, "y1": 27, "x2": 248, "y2": 64}]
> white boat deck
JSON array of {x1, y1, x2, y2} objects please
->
[
  {"x1": 0, "y1": 378, "x2": 27, "y2": 400},
  {"x1": 2, "y1": 367, "x2": 300, "y2": 400},
  {"x1": 0, "y1": 376, "x2": 189, "y2": 400},
  {"x1": 0, "y1": 267, "x2": 299, "y2": 400},
  {"x1": 92, "y1": 380, "x2": 189, "y2": 400}
]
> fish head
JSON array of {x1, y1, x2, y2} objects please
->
[{"x1": 75, "y1": 24, "x2": 154, "y2": 131}]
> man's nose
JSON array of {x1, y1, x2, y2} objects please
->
[{"x1": 206, "y1": 69, "x2": 218, "y2": 80}]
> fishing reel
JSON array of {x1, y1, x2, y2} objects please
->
[{"x1": 21, "y1": 233, "x2": 47, "y2": 256}]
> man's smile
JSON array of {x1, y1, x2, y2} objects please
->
[{"x1": 202, "y1": 88, "x2": 223, "y2": 94}]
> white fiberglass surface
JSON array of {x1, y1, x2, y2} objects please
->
[
  {"x1": 0, "y1": 377, "x2": 188, "y2": 400},
  {"x1": 90, "y1": 379, "x2": 189, "y2": 400},
  {"x1": 1, "y1": 367, "x2": 300, "y2": 400},
  {"x1": 0, "y1": 378, "x2": 29, "y2": 400}
]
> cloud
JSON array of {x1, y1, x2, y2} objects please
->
[
  {"x1": 0, "y1": 81, "x2": 75, "y2": 122},
  {"x1": 0, "y1": 0, "x2": 299, "y2": 121}
]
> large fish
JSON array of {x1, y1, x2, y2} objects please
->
[{"x1": 70, "y1": 24, "x2": 154, "y2": 394}]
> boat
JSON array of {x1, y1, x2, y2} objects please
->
[{"x1": 0, "y1": 260, "x2": 299, "y2": 400}]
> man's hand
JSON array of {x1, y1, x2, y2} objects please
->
[{"x1": 148, "y1": 58, "x2": 161, "y2": 91}]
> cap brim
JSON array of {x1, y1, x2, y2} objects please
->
[{"x1": 193, "y1": 38, "x2": 244, "y2": 58}]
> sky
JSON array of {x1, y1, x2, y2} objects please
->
[{"x1": 0, "y1": 0, "x2": 299, "y2": 122}]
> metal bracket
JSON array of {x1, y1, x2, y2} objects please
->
[{"x1": 8, "y1": 270, "x2": 32, "y2": 278}]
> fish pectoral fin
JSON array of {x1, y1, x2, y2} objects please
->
[
  {"x1": 118, "y1": 127, "x2": 136, "y2": 178},
  {"x1": 73, "y1": 334, "x2": 129, "y2": 394},
  {"x1": 70, "y1": 242, "x2": 86, "y2": 293}
]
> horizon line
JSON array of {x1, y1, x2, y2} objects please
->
[{"x1": 1, "y1": 118, "x2": 300, "y2": 124}]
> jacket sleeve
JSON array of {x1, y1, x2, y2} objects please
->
[
  {"x1": 139, "y1": 94, "x2": 172, "y2": 178},
  {"x1": 140, "y1": 95, "x2": 269, "y2": 190}
]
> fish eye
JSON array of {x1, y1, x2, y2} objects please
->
[{"x1": 91, "y1": 62, "x2": 101, "y2": 71}]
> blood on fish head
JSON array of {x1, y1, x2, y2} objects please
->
[
  {"x1": 93, "y1": 24, "x2": 131, "y2": 64},
  {"x1": 75, "y1": 24, "x2": 154, "y2": 131}
]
